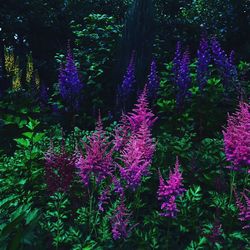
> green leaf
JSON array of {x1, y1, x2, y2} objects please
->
[
  {"x1": 33, "y1": 133, "x2": 44, "y2": 143},
  {"x1": 14, "y1": 138, "x2": 30, "y2": 148},
  {"x1": 22, "y1": 132, "x2": 33, "y2": 139}
]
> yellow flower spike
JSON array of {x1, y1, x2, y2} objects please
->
[
  {"x1": 35, "y1": 69, "x2": 40, "y2": 89},
  {"x1": 26, "y1": 52, "x2": 34, "y2": 84},
  {"x1": 12, "y1": 57, "x2": 22, "y2": 91},
  {"x1": 4, "y1": 46, "x2": 15, "y2": 74}
]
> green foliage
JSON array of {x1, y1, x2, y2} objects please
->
[{"x1": 40, "y1": 192, "x2": 70, "y2": 248}]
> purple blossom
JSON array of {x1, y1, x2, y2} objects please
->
[
  {"x1": 157, "y1": 157, "x2": 185, "y2": 218},
  {"x1": 98, "y1": 188, "x2": 111, "y2": 212},
  {"x1": 234, "y1": 189, "x2": 250, "y2": 229},
  {"x1": 176, "y1": 50, "x2": 191, "y2": 106},
  {"x1": 172, "y1": 43, "x2": 191, "y2": 106},
  {"x1": 119, "y1": 51, "x2": 136, "y2": 101},
  {"x1": 197, "y1": 37, "x2": 211, "y2": 90},
  {"x1": 211, "y1": 37, "x2": 238, "y2": 86},
  {"x1": 147, "y1": 60, "x2": 160, "y2": 100},
  {"x1": 44, "y1": 140, "x2": 75, "y2": 193},
  {"x1": 112, "y1": 176, "x2": 124, "y2": 196},
  {"x1": 119, "y1": 121, "x2": 155, "y2": 190},
  {"x1": 110, "y1": 198, "x2": 133, "y2": 240},
  {"x1": 39, "y1": 84, "x2": 49, "y2": 108},
  {"x1": 172, "y1": 42, "x2": 182, "y2": 82},
  {"x1": 223, "y1": 102, "x2": 250, "y2": 173},
  {"x1": 127, "y1": 85, "x2": 157, "y2": 133},
  {"x1": 76, "y1": 115, "x2": 114, "y2": 186},
  {"x1": 59, "y1": 43, "x2": 83, "y2": 111}
]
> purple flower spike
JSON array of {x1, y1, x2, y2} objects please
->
[
  {"x1": 197, "y1": 37, "x2": 211, "y2": 90},
  {"x1": 98, "y1": 188, "x2": 111, "y2": 212},
  {"x1": 59, "y1": 42, "x2": 83, "y2": 111},
  {"x1": 211, "y1": 37, "x2": 238, "y2": 86},
  {"x1": 147, "y1": 60, "x2": 160, "y2": 100},
  {"x1": 119, "y1": 51, "x2": 136, "y2": 100}
]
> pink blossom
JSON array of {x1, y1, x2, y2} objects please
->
[
  {"x1": 44, "y1": 139, "x2": 75, "y2": 193},
  {"x1": 235, "y1": 189, "x2": 250, "y2": 230},
  {"x1": 119, "y1": 121, "x2": 155, "y2": 190},
  {"x1": 223, "y1": 102, "x2": 250, "y2": 173},
  {"x1": 158, "y1": 157, "x2": 185, "y2": 217},
  {"x1": 127, "y1": 85, "x2": 157, "y2": 133},
  {"x1": 76, "y1": 115, "x2": 114, "y2": 186}
]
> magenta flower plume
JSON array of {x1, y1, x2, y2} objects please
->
[
  {"x1": 76, "y1": 115, "x2": 114, "y2": 186},
  {"x1": 157, "y1": 157, "x2": 185, "y2": 218},
  {"x1": 234, "y1": 189, "x2": 250, "y2": 229},
  {"x1": 110, "y1": 197, "x2": 134, "y2": 240},
  {"x1": 119, "y1": 121, "x2": 155, "y2": 190},
  {"x1": 59, "y1": 42, "x2": 83, "y2": 111},
  {"x1": 44, "y1": 140, "x2": 75, "y2": 193},
  {"x1": 223, "y1": 102, "x2": 250, "y2": 173},
  {"x1": 113, "y1": 113, "x2": 131, "y2": 151},
  {"x1": 127, "y1": 85, "x2": 157, "y2": 133}
]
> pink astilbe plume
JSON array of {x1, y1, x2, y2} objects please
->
[
  {"x1": 157, "y1": 157, "x2": 185, "y2": 217},
  {"x1": 113, "y1": 113, "x2": 131, "y2": 151},
  {"x1": 234, "y1": 189, "x2": 250, "y2": 229},
  {"x1": 110, "y1": 197, "x2": 136, "y2": 240},
  {"x1": 44, "y1": 139, "x2": 75, "y2": 193},
  {"x1": 119, "y1": 121, "x2": 156, "y2": 190},
  {"x1": 223, "y1": 102, "x2": 250, "y2": 173},
  {"x1": 76, "y1": 115, "x2": 114, "y2": 186},
  {"x1": 127, "y1": 85, "x2": 157, "y2": 133}
]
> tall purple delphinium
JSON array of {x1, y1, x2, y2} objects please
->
[
  {"x1": 59, "y1": 43, "x2": 83, "y2": 111},
  {"x1": 223, "y1": 102, "x2": 250, "y2": 173},
  {"x1": 76, "y1": 115, "x2": 114, "y2": 186},
  {"x1": 197, "y1": 37, "x2": 211, "y2": 90},
  {"x1": 176, "y1": 50, "x2": 191, "y2": 106},
  {"x1": 40, "y1": 84, "x2": 49, "y2": 109},
  {"x1": 234, "y1": 189, "x2": 250, "y2": 229},
  {"x1": 119, "y1": 51, "x2": 136, "y2": 103},
  {"x1": 119, "y1": 120, "x2": 155, "y2": 190},
  {"x1": 44, "y1": 140, "x2": 75, "y2": 193},
  {"x1": 127, "y1": 85, "x2": 157, "y2": 133},
  {"x1": 211, "y1": 37, "x2": 238, "y2": 87},
  {"x1": 110, "y1": 197, "x2": 134, "y2": 240},
  {"x1": 172, "y1": 42, "x2": 182, "y2": 82},
  {"x1": 147, "y1": 60, "x2": 160, "y2": 101},
  {"x1": 157, "y1": 157, "x2": 185, "y2": 218}
]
